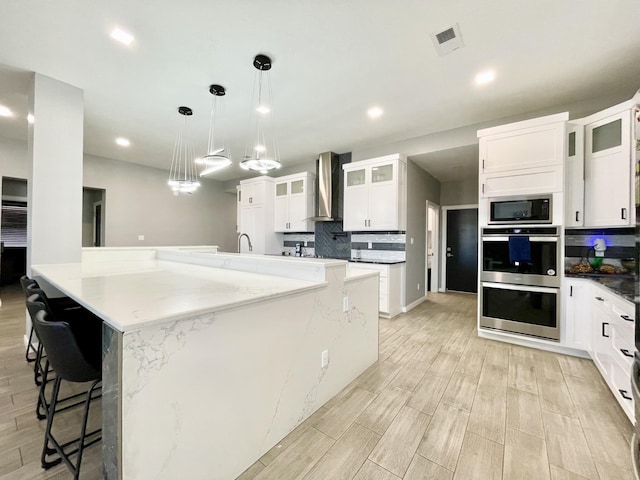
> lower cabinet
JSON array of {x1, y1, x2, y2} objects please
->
[
  {"x1": 348, "y1": 263, "x2": 405, "y2": 318},
  {"x1": 564, "y1": 278, "x2": 635, "y2": 422}
]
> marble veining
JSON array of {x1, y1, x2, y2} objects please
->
[{"x1": 122, "y1": 312, "x2": 215, "y2": 401}]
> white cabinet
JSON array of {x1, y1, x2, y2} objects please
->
[
  {"x1": 343, "y1": 154, "x2": 407, "y2": 231},
  {"x1": 348, "y1": 262, "x2": 405, "y2": 318},
  {"x1": 478, "y1": 113, "x2": 567, "y2": 198},
  {"x1": 273, "y1": 172, "x2": 315, "y2": 232},
  {"x1": 584, "y1": 104, "x2": 635, "y2": 227},
  {"x1": 563, "y1": 279, "x2": 592, "y2": 353},
  {"x1": 589, "y1": 285, "x2": 635, "y2": 422},
  {"x1": 564, "y1": 123, "x2": 585, "y2": 227},
  {"x1": 238, "y1": 177, "x2": 281, "y2": 254}
]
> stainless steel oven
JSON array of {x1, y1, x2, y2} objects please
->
[
  {"x1": 480, "y1": 282, "x2": 560, "y2": 341},
  {"x1": 481, "y1": 226, "x2": 560, "y2": 288},
  {"x1": 488, "y1": 195, "x2": 552, "y2": 224}
]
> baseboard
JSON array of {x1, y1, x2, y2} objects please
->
[
  {"x1": 402, "y1": 295, "x2": 427, "y2": 313},
  {"x1": 477, "y1": 328, "x2": 590, "y2": 358}
]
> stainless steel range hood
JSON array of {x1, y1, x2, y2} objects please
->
[{"x1": 309, "y1": 152, "x2": 340, "y2": 222}]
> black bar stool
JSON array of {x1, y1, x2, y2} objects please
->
[
  {"x1": 26, "y1": 291, "x2": 102, "y2": 420},
  {"x1": 19, "y1": 275, "x2": 39, "y2": 363},
  {"x1": 26, "y1": 300, "x2": 102, "y2": 480}
]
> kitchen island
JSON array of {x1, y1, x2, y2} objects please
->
[{"x1": 32, "y1": 247, "x2": 379, "y2": 480}]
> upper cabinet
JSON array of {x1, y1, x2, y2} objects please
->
[
  {"x1": 583, "y1": 103, "x2": 635, "y2": 227},
  {"x1": 240, "y1": 178, "x2": 267, "y2": 206},
  {"x1": 239, "y1": 177, "x2": 281, "y2": 255},
  {"x1": 478, "y1": 113, "x2": 568, "y2": 197},
  {"x1": 273, "y1": 172, "x2": 315, "y2": 232},
  {"x1": 343, "y1": 154, "x2": 407, "y2": 231},
  {"x1": 564, "y1": 123, "x2": 585, "y2": 227}
]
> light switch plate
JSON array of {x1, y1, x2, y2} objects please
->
[
  {"x1": 138, "y1": 235, "x2": 144, "y2": 241},
  {"x1": 321, "y1": 350, "x2": 329, "y2": 368}
]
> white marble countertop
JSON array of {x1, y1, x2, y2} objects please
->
[{"x1": 32, "y1": 259, "x2": 324, "y2": 332}]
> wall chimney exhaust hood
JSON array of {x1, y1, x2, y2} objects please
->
[{"x1": 309, "y1": 152, "x2": 340, "y2": 222}]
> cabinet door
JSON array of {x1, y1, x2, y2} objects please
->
[
  {"x1": 564, "y1": 281, "x2": 591, "y2": 352},
  {"x1": 288, "y1": 179, "x2": 308, "y2": 231},
  {"x1": 273, "y1": 181, "x2": 289, "y2": 232},
  {"x1": 480, "y1": 123, "x2": 565, "y2": 173},
  {"x1": 343, "y1": 168, "x2": 369, "y2": 230},
  {"x1": 480, "y1": 165, "x2": 563, "y2": 197},
  {"x1": 368, "y1": 163, "x2": 397, "y2": 229},
  {"x1": 565, "y1": 124, "x2": 585, "y2": 227},
  {"x1": 591, "y1": 297, "x2": 614, "y2": 378},
  {"x1": 584, "y1": 112, "x2": 631, "y2": 226}
]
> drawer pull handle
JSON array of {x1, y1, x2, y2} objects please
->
[
  {"x1": 621, "y1": 314, "x2": 634, "y2": 322},
  {"x1": 621, "y1": 207, "x2": 627, "y2": 220},
  {"x1": 602, "y1": 322, "x2": 609, "y2": 338},
  {"x1": 621, "y1": 349, "x2": 634, "y2": 358},
  {"x1": 619, "y1": 389, "x2": 632, "y2": 401},
  {"x1": 595, "y1": 296, "x2": 604, "y2": 301},
  {"x1": 575, "y1": 211, "x2": 580, "y2": 222}
]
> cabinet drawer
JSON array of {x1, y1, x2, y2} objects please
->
[
  {"x1": 480, "y1": 165, "x2": 563, "y2": 197},
  {"x1": 379, "y1": 276, "x2": 389, "y2": 297},
  {"x1": 379, "y1": 293, "x2": 389, "y2": 313},
  {"x1": 611, "y1": 360, "x2": 634, "y2": 419}
]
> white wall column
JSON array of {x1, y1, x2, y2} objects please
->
[{"x1": 27, "y1": 73, "x2": 83, "y2": 271}]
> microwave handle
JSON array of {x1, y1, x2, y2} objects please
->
[{"x1": 481, "y1": 236, "x2": 558, "y2": 242}]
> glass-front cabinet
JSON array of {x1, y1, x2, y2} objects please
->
[
  {"x1": 584, "y1": 104, "x2": 634, "y2": 227},
  {"x1": 342, "y1": 154, "x2": 407, "y2": 231},
  {"x1": 273, "y1": 172, "x2": 315, "y2": 232}
]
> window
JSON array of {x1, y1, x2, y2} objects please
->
[{"x1": 1, "y1": 200, "x2": 28, "y2": 247}]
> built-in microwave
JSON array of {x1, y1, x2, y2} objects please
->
[{"x1": 489, "y1": 195, "x2": 552, "y2": 224}]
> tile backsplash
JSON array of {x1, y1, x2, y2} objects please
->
[{"x1": 282, "y1": 229, "x2": 406, "y2": 261}]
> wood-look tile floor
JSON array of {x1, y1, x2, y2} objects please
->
[{"x1": 0, "y1": 284, "x2": 634, "y2": 479}]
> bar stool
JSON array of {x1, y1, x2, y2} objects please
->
[
  {"x1": 26, "y1": 300, "x2": 101, "y2": 480},
  {"x1": 26, "y1": 292, "x2": 102, "y2": 420},
  {"x1": 19, "y1": 276, "x2": 39, "y2": 363}
]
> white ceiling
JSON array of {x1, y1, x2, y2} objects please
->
[{"x1": 0, "y1": 0, "x2": 638, "y2": 183}]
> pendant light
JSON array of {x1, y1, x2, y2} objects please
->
[
  {"x1": 168, "y1": 106, "x2": 200, "y2": 195},
  {"x1": 198, "y1": 84, "x2": 232, "y2": 176},
  {"x1": 240, "y1": 54, "x2": 282, "y2": 174}
]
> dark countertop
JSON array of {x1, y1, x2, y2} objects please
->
[
  {"x1": 565, "y1": 273, "x2": 636, "y2": 304},
  {"x1": 349, "y1": 259, "x2": 406, "y2": 265}
]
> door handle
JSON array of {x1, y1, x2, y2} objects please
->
[
  {"x1": 575, "y1": 211, "x2": 580, "y2": 222},
  {"x1": 621, "y1": 208, "x2": 627, "y2": 220},
  {"x1": 621, "y1": 349, "x2": 633, "y2": 358},
  {"x1": 595, "y1": 296, "x2": 604, "y2": 302},
  {"x1": 621, "y1": 314, "x2": 633, "y2": 322},
  {"x1": 602, "y1": 322, "x2": 609, "y2": 338}
]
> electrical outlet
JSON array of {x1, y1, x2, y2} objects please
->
[
  {"x1": 410, "y1": 237, "x2": 414, "y2": 245},
  {"x1": 343, "y1": 297, "x2": 349, "y2": 312},
  {"x1": 138, "y1": 235, "x2": 144, "y2": 241},
  {"x1": 417, "y1": 283, "x2": 420, "y2": 290},
  {"x1": 368, "y1": 242, "x2": 372, "y2": 249},
  {"x1": 321, "y1": 350, "x2": 329, "y2": 368}
]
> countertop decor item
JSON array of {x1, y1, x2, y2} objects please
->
[
  {"x1": 168, "y1": 106, "x2": 200, "y2": 195},
  {"x1": 240, "y1": 54, "x2": 282, "y2": 174},
  {"x1": 198, "y1": 84, "x2": 232, "y2": 176}
]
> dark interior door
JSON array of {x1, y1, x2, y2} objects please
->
[{"x1": 446, "y1": 208, "x2": 478, "y2": 293}]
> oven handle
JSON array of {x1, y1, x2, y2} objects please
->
[
  {"x1": 481, "y1": 236, "x2": 558, "y2": 242},
  {"x1": 481, "y1": 282, "x2": 559, "y2": 294}
]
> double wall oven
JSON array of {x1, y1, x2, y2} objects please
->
[{"x1": 480, "y1": 226, "x2": 561, "y2": 341}]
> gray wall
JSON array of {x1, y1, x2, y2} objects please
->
[
  {"x1": 83, "y1": 154, "x2": 236, "y2": 250},
  {"x1": 406, "y1": 160, "x2": 441, "y2": 306},
  {"x1": 0, "y1": 135, "x2": 237, "y2": 252},
  {"x1": 440, "y1": 178, "x2": 479, "y2": 206}
]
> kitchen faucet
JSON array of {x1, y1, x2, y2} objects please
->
[{"x1": 237, "y1": 233, "x2": 253, "y2": 253}]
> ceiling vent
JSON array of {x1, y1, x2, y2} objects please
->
[{"x1": 431, "y1": 23, "x2": 464, "y2": 56}]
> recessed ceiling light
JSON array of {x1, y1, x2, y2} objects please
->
[
  {"x1": 256, "y1": 105, "x2": 270, "y2": 115},
  {"x1": 27, "y1": 113, "x2": 34, "y2": 124},
  {"x1": 475, "y1": 70, "x2": 496, "y2": 85},
  {"x1": 0, "y1": 105, "x2": 14, "y2": 117},
  {"x1": 367, "y1": 106, "x2": 383, "y2": 119},
  {"x1": 115, "y1": 137, "x2": 130, "y2": 147},
  {"x1": 110, "y1": 27, "x2": 134, "y2": 46}
]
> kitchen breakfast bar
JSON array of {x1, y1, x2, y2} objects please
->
[{"x1": 30, "y1": 247, "x2": 380, "y2": 480}]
